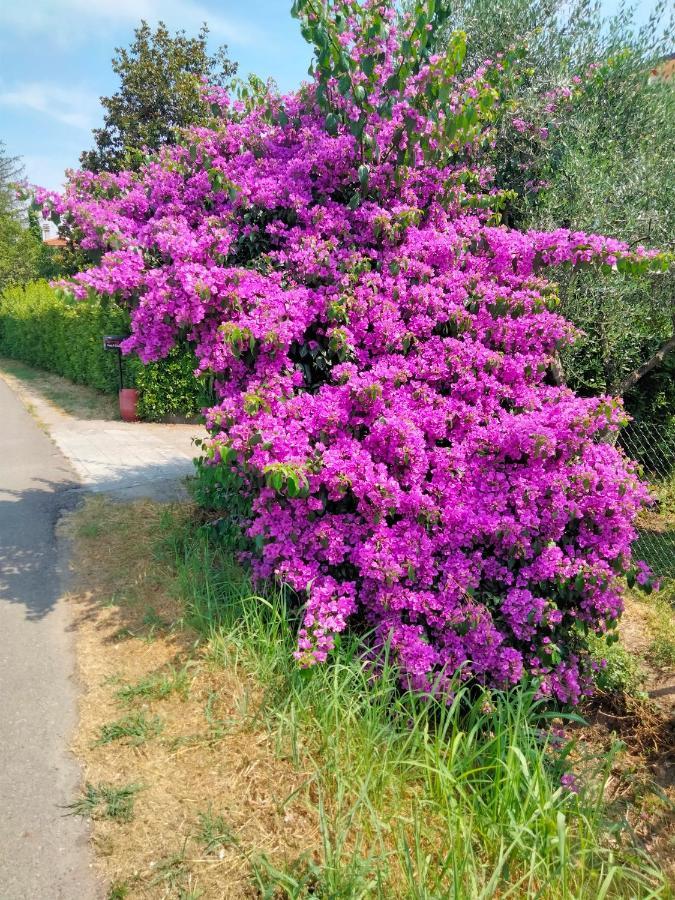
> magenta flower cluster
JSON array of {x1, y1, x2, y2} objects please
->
[{"x1": 38, "y1": 1, "x2": 662, "y2": 703}]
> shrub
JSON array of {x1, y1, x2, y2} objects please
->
[
  {"x1": 39, "y1": 0, "x2": 667, "y2": 703},
  {"x1": 0, "y1": 280, "x2": 131, "y2": 392},
  {"x1": 136, "y1": 344, "x2": 213, "y2": 421},
  {"x1": 0, "y1": 281, "x2": 208, "y2": 420}
]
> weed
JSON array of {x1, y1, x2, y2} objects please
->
[
  {"x1": 78, "y1": 521, "x2": 103, "y2": 538},
  {"x1": 108, "y1": 883, "x2": 130, "y2": 900},
  {"x1": 140, "y1": 606, "x2": 171, "y2": 640},
  {"x1": 115, "y1": 666, "x2": 190, "y2": 703},
  {"x1": 96, "y1": 712, "x2": 163, "y2": 746},
  {"x1": 149, "y1": 850, "x2": 192, "y2": 892},
  {"x1": 646, "y1": 585, "x2": 675, "y2": 668},
  {"x1": 650, "y1": 634, "x2": 675, "y2": 668},
  {"x1": 587, "y1": 634, "x2": 645, "y2": 695},
  {"x1": 196, "y1": 807, "x2": 237, "y2": 855},
  {"x1": 179, "y1": 889, "x2": 203, "y2": 900},
  {"x1": 66, "y1": 783, "x2": 141, "y2": 822},
  {"x1": 111, "y1": 627, "x2": 135, "y2": 642},
  {"x1": 252, "y1": 781, "x2": 383, "y2": 899}
]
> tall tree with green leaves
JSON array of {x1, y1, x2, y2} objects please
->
[
  {"x1": 422, "y1": 0, "x2": 675, "y2": 432},
  {"x1": 80, "y1": 21, "x2": 238, "y2": 172},
  {"x1": 0, "y1": 142, "x2": 44, "y2": 292}
]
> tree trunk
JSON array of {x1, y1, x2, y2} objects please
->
[{"x1": 616, "y1": 332, "x2": 675, "y2": 396}]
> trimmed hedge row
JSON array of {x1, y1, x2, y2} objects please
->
[{"x1": 0, "y1": 281, "x2": 209, "y2": 420}]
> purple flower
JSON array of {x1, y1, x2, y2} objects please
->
[{"x1": 38, "y1": 0, "x2": 659, "y2": 705}]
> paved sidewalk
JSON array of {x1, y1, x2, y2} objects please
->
[
  {"x1": 1, "y1": 371, "x2": 205, "y2": 501},
  {"x1": 0, "y1": 372, "x2": 206, "y2": 897},
  {"x1": 0, "y1": 378, "x2": 100, "y2": 899},
  {"x1": 46, "y1": 416, "x2": 203, "y2": 500}
]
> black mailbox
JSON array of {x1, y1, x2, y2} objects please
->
[{"x1": 103, "y1": 335, "x2": 125, "y2": 351}]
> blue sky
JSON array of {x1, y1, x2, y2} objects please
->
[{"x1": 0, "y1": 0, "x2": 661, "y2": 190}]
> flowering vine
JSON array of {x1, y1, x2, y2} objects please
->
[{"x1": 38, "y1": 0, "x2": 668, "y2": 703}]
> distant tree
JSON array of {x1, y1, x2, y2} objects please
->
[
  {"x1": 0, "y1": 142, "x2": 43, "y2": 292},
  {"x1": 80, "y1": 21, "x2": 238, "y2": 172},
  {"x1": 0, "y1": 140, "x2": 22, "y2": 209}
]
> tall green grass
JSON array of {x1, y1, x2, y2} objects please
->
[{"x1": 158, "y1": 508, "x2": 670, "y2": 898}]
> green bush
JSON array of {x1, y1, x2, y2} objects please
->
[
  {"x1": 586, "y1": 633, "x2": 644, "y2": 696},
  {"x1": 136, "y1": 345, "x2": 212, "y2": 421},
  {"x1": 0, "y1": 280, "x2": 208, "y2": 420},
  {"x1": 0, "y1": 280, "x2": 130, "y2": 391}
]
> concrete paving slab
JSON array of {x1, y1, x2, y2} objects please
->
[{"x1": 0, "y1": 371, "x2": 206, "y2": 502}]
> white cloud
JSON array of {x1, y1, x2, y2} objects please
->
[
  {"x1": 0, "y1": 82, "x2": 100, "y2": 131},
  {"x1": 0, "y1": 0, "x2": 264, "y2": 47},
  {"x1": 21, "y1": 154, "x2": 72, "y2": 192}
]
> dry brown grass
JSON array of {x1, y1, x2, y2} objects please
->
[
  {"x1": 620, "y1": 592, "x2": 675, "y2": 719},
  {"x1": 62, "y1": 496, "x2": 675, "y2": 897},
  {"x1": 0, "y1": 356, "x2": 119, "y2": 420},
  {"x1": 63, "y1": 497, "x2": 320, "y2": 899}
]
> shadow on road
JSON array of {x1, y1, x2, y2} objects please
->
[
  {"x1": 0, "y1": 459, "x2": 194, "y2": 621},
  {"x1": 0, "y1": 478, "x2": 80, "y2": 621}
]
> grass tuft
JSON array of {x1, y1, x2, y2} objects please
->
[
  {"x1": 195, "y1": 807, "x2": 238, "y2": 855},
  {"x1": 96, "y1": 712, "x2": 163, "y2": 746},
  {"x1": 66, "y1": 782, "x2": 141, "y2": 822},
  {"x1": 115, "y1": 665, "x2": 190, "y2": 704},
  {"x1": 108, "y1": 884, "x2": 130, "y2": 900}
]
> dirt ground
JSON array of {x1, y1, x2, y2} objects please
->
[{"x1": 63, "y1": 497, "x2": 321, "y2": 899}]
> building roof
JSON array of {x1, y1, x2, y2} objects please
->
[{"x1": 651, "y1": 53, "x2": 675, "y2": 80}]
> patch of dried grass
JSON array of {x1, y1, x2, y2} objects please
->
[
  {"x1": 0, "y1": 356, "x2": 120, "y2": 421},
  {"x1": 63, "y1": 496, "x2": 320, "y2": 899},
  {"x1": 620, "y1": 593, "x2": 675, "y2": 718}
]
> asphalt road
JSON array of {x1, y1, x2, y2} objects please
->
[{"x1": 0, "y1": 379, "x2": 99, "y2": 898}]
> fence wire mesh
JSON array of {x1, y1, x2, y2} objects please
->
[{"x1": 619, "y1": 423, "x2": 675, "y2": 579}]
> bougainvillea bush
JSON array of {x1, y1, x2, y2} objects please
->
[{"x1": 38, "y1": 0, "x2": 668, "y2": 704}]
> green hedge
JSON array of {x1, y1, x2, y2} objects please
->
[{"x1": 0, "y1": 281, "x2": 209, "y2": 420}]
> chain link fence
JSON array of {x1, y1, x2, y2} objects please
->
[{"x1": 619, "y1": 423, "x2": 675, "y2": 579}]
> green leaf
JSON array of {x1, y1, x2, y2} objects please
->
[
  {"x1": 358, "y1": 164, "x2": 370, "y2": 190},
  {"x1": 350, "y1": 118, "x2": 365, "y2": 140},
  {"x1": 325, "y1": 112, "x2": 339, "y2": 136},
  {"x1": 287, "y1": 473, "x2": 300, "y2": 497},
  {"x1": 361, "y1": 56, "x2": 375, "y2": 78}
]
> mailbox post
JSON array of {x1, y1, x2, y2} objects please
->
[
  {"x1": 103, "y1": 335, "x2": 125, "y2": 390},
  {"x1": 103, "y1": 335, "x2": 139, "y2": 421}
]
